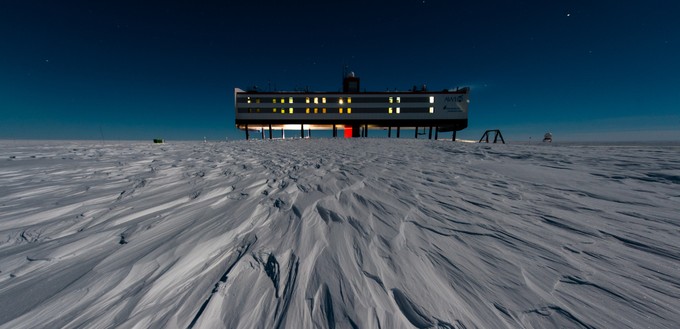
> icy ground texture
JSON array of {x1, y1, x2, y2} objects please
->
[{"x1": 0, "y1": 139, "x2": 679, "y2": 329}]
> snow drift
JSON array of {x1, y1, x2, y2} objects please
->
[{"x1": 0, "y1": 139, "x2": 678, "y2": 328}]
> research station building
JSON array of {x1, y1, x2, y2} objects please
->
[{"x1": 234, "y1": 73, "x2": 469, "y2": 140}]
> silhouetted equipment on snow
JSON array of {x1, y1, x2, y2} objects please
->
[
  {"x1": 234, "y1": 72, "x2": 469, "y2": 140},
  {"x1": 543, "y1": 132, "x2": 553, "y2": 143},
  {"x1": 479, "y1": 130, "x2": 505, "y2": 144},
  {"x1": 153, "y1": 139, "x2": 164, "y2": 144}
]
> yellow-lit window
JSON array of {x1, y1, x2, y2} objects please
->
[
  {"x1": 273, "y1": 98, "x2": 277, "y2": 103},
  {"x1": 347, "y1": 97, "x2": 352, "y2": 104},
  {"x1": 322, "y1": 108, "x2": 326, "y2": 113},
  {"x1": 429, "y1": 107, "x2": 434, "y2": 113},
  {"x1": 280, "y1": 98, "x2": 285, "y2": 104},
  {"x1": 339, "y1": 97, "x2": 344, "y2": 105},
  {"x1": 314, "y1": 97, "x2": 318, "y2": 104},
  {"x1": 306, "y1": 97, "x2": 310, "y2": 104},
  {"x1": 339, "y1": 108, "x2": 343, "y2": 114},
  {"x1": 396, "y1": 107, "x2": 400, "y2": 114},
  {"x1": 289, "y1": 108, "x2": 293, "y2": 114},
  {"x1": 322, "y1": 97, "x2": 326, "y2": 104},
  {"x1": 429, "y1": 96, "x2": 435, "y2": 103},
  {"x1": 247, "y1": 97, "x2": 251, "y2": 104},
  {"x1": 388, "y1": 107, "x2": 393, "y2": 114},
  {"x1": 273, "y1": 108, "x2": 277, "y2": 112},
  {"x1": 397, "y1": 97, "x2": 401, "y2": 103},
  {"x1": 347, "y1": 108, "x2": 352, "y2": 114},
  {"x1": 314, "y1": 108, "x2": 318, "y2": 114},
  {"x1": 389, "y1": 97, "x2": 393, "y2": 104},
  {"x1": 281, "y1": 109, "x2": 285, "y2": 114},
  {"x1": 306, "y1": 108, "x2": 310, "y2": 114},
  {"x1": 289, "y1": 97, "x2": 293, "y2": 104}
]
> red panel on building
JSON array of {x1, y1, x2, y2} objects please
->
[{"x1": 344, "y1": 125, "x2": 353, "y2": 138}]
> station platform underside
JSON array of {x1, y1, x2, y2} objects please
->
[
  {"x1": 235, "y1": 119, "x2": 467, "y2": 139},
  {"x1": 235, "y1": 119, "x2": 467, "y2": 131}
]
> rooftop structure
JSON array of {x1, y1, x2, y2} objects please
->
[{"x1": 234, "y1": 73, "x2": 469, "y2": 140}]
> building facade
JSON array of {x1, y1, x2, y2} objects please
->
[{"x1": 234, "y1": 74, "x2": 469, "y2": 139}]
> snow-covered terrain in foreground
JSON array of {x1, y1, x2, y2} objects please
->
[{"x1": 0, "y1": 139, "x2": 678, "y2": 329}]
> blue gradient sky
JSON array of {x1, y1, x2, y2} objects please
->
[{"x1": 1, "y1": 1, "x2": 678, "y2": 141}]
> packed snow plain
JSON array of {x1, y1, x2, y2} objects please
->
[{"x1": 0, "y1": 138, "x2": 678, "y2": 329}]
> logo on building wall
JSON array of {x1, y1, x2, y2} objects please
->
[
  {"x1": 443, "y1": 95, "x2": 464, "y2": 112},
  {"x1": 445, "y1": 96, "x2": 464, "y2": 102},
  {"x1": 443, "y1": 105, "x2": 462, "y2": 112}
]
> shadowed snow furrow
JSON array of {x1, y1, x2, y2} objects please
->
[
  {"x1": 188, "y1": 233, "x2": 257, "y2": 328},
  {"x1": 0, "y1": 140, "x2": 679, "y2": 328},
  {"x1": 391, "y1": 289, "x2": 434, "y2": 328}
]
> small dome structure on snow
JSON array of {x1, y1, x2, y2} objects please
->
[{"x1": 543, "y1": 132, "x2": 553, "y2": 142}]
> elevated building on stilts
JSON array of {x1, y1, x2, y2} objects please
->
[{"x1": 234, "y1": 73, "x2": 469, "y2": 140}]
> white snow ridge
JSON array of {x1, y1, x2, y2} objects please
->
[{"x1": 1, "y1": 139, "x2": 679, "y2": 329}]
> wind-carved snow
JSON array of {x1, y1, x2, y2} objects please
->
[{"x1": 0, "y1": 139, "x2": 679, "y2": 328}]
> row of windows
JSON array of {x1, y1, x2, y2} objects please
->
[
  {"x1": 239, "y1": 107, "x2": 435, "y2": 114},
  {"x1": 238, "y1": 96, "x2": 436, "y2": 104}
]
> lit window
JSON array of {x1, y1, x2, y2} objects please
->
[
  {"x1": 396, "y1": 107, "x2": 400, "y2": 114},
  {"x1": 289, "y1": 97, "x2": 293, "y2": 104},
  {"x1": 429, "y1": 107, "x2": 434, "y2": 113},
  {"x1": 305, "y1": 97, "x2": 310, "y2": 103},
  {"x1": 347, "y1": 97, "x2": 352, "y2": 104},
  {"x1": 247, "y1": 97, "x2": 251, "y2": 104},
  {"x1": 339, "y1": 108, "x2": 343, "y2": 114},
  {"x1": 389, "y1": 97, "x2": 393, "y2": 104},
  {"x1": 256, "y1": 99, "x2": 261, "y2": 103},
  {"x1": 322, "y1": 97, "x2": 326, "y2": 104},
  {"x1": 289, "y1": 108, "x2": 293, "y2": 114},
  {"x1": 280, "y1": 98, "x2": 285, "y2": 104},
  {"x1": 273, "y1": 99, "x2": 277, "y2": 103},
  {"x1": 273, "y1": 108, "x2": 277, "y2": 112},
  {"x1": 314, "y1": 97, "x2": 318, "y2": 104},
  {"x1": 322, "y1": 108, "x2": 326, "y2": 113},
  {"x1": 339, "y1": 97, "x2": 344, "y2": 105},
  {"x1": 306, "y1": 108, "x2": 310, "y2": 114},
  {"x1": 429, "y1": 96, "x2": 434, "y2": 103},
  {"x1": 388, "y1": 107, "x2": 393, "y2": 114},
  {"x1": 314, "y1": 108, "x2": 318, "y2": 114},
  {"x1": 347, "y1": 108, "x2": 351, "y2": 114},
  {"x1": 397, "y1": 97, "x2": 401, "y2": 103},
  {"x1": 281, "y1": 109, "x2": 285, "y2": 114}
]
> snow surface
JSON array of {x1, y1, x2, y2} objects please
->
[{"x1": 0, "y1": 139, "x2": 679, "y2": 329}]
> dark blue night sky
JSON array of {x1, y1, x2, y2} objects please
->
[{"x1": 1, "y1": 1, "x2": 678, "y2": 141}]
